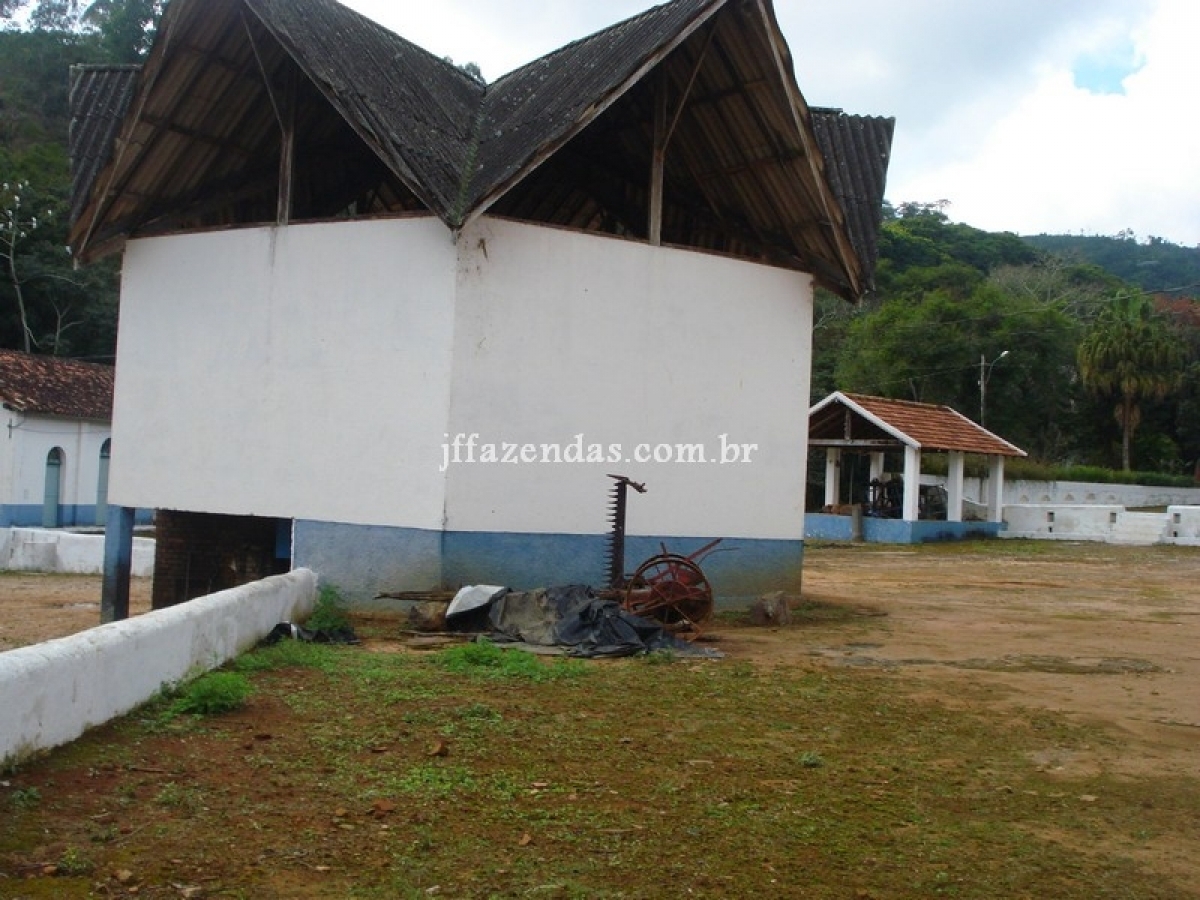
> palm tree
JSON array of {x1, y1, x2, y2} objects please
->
[{"x1": 1077, "y1": 292, "x2": 1184, "y2": 471}]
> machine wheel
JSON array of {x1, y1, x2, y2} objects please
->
[{"x1": 623, "y1": 553, "x2": 714, "y2": 638}]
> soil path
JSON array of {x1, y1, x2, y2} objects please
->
[
  {"x1": 716, "y1": 541, "x2": 1200, "y2": 780},
  {"x1": 4, "y1": 541, "x2": 1197, "y2": 782}
]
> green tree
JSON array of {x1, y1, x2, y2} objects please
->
[
  {"x1": 833, "y1": 282, "x2": 1079, "y2": 458},
  {"x1": 1077, "y1": 292, "x2": 1185, "y2": 471},
  {"x1": 81, "y1": 0, "x2": 161, "y2": 62}
]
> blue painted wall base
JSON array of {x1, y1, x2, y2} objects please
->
[
  {"x1": 805, "y1": 513, "x2": 1004, "y2": 543},
  {"x1": 1, "y1": 504, "x2": 153, "y2": 528},
  {"x1": 292, "y1": 520, "x2": 804, "y2": 608}
]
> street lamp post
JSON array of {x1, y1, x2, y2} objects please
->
[{"x1": 979, "y1": 350, "x2": 1009, "y2": 428}]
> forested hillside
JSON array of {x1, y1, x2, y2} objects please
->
[
  {"x1": 1024, "y1": 233, "x2": 1200, "y2": 295},
  {"x1": 1, "y1": 4, "x2": 1197, "y2": 475},
  {"x1": 815, "y1": 203, "x2": 1199, "y2": 474},
  {"x1": 0, "y1": 1, "x2": 160, "y2": 360}
]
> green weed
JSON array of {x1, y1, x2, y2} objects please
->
[
  {"x1": 433, "y1": 639, "x2": 587, "y2": 682},
  {"x1": 168, "y1": 671, "x2": 252, "y2": 716},
  {"x1": 8, "y1": 786, "x2": 41, "y2": 809},
  {"x1": 308, "y1": 584, "x2": 352, "y2": 632}
]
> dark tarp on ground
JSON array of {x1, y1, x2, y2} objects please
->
[
  {"x1": 261, "y1": 622, "x2": 360, "y2": 645},
  {"x1": 444, "y1": 584, "x2": 723, "y2": 659}
]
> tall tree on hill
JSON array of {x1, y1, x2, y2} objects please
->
[
  {"x1": 1077, "y1": 292, "x2": 1185, "y2": 471},
  {"x1": 1, "y1": 0, "x2": 160, "y2": 61},
  {"x1": 81, "y1": 0, "x2": 161, "y2": 62}
]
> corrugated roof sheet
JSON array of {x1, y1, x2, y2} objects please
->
[
  {"x1": 69, "y1": 0, "x2": 894, "y2": 300},
  {"x1": 68, "y1": 65, "x2": 140, "y2": 227},
  {"x1": 810, "y1": 392, "x2": 1026, "y2": 458},
  {"x1": 810, "y1": 110, "x2": 895, "y2": 286},
  {"x1": 0, "y1": 350, "x2": 115, "y2": 420}
]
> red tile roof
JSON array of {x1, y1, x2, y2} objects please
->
[
  {"x1": 0, "y1": 350, "x2": 114, "y2": 420},
  {"x1": 810, "y1": 392, "x2": 1025, "y2": 457}
]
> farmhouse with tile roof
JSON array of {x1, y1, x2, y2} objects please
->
[
  {"x1": 70, "y1": 0, "x2": 893, "y2": 606},
  {"x1": 0, "y1": 350, "x2": 115, "y2": 528}
]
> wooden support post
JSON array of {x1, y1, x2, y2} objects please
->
[
  {"x1": 101, "y1": 505, "x2": 136, "y2": 623},
  {"x1": 277, "y1": 69, "x2": 295, "y2": 225},
  {"x1": 649, "y1": 71, "x2": 667, "y2": 246}
]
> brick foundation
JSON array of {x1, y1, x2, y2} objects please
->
[{"x1": 152, "y1": 510, "x2": 290, "y2": 609}]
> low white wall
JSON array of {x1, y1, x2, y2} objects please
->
[
  {"x1": 966, "y1": 478, "x2": 1200, "y2": 509},
  {"x1": 1002, "y1": 504, "x2": 1123, "y2": 540},
  {"x1": 0, "y1": 569, "x2": 317, "y2": 768},
  {"x1": 1168, "y1": 506, "x2": 1200, "y2": 546},
  {"x1": 1, "y1": 527, "x2": 155, "y2": 576}
]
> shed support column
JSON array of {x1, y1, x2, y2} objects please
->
[
  {"x1": 869, "y1": 452, "x2": 885, "y2": 483},
  {"x1": 824, "y1": 448, "x2": 841, "y2": 508},
  {"x1": 902, "y1": 445, "x2": 921, "y2": 522},
  {"x1": 101, "y1": 505, "x2": 135, "y2": 623},
  {"x1": 987, "y1": 455, "x2": 1006, "y2": 523},
  {"x1": 947, "y1": 451, "x2": 965, "y2": 523}
]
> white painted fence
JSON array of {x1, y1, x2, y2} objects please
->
[
  {"x1": 1, "y1": 527, "x2": 155, "y2": 576},
  {"x1": 965, "y1": 478, "x2": 1200, "y2": 509},
  {"x1": 1167, "y1": 506, "x2": 1200, "y2": 546},
  {"x1": 0, "y1": 569, "x2": 317, "y2": 768},
  {"x1": 1002, "y1": 504, "x2": 1200, "y2": 546}
]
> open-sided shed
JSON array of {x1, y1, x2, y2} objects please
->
[
  {"x1": 807, "y1": 392, "x2": 1026, "y2": 543},
  {"x1": 70, "y1": 0, "x2": 894, "y2": 609}
]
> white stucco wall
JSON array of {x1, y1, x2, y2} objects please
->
[
  {"x1": 111, "y1": 217, "x2": 458, "y2": 530},
  {"x1": 111, "y1": 216, "x2": 813, "y2": 547},
  {"x1": 0, "y1": 408, "x2": 111, "y2": 522},
  {"x1": 445, "y1": 219, "x2": 814, "y2": 540}
]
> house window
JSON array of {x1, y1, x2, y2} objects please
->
[
  {"x1": 97, "y1": 439, "x2": 112, "y2": 526},
  {"x1": 43, "y1": 447, "x2": 65, "y2": 528}
]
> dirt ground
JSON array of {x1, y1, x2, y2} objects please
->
[
  {"x1": 723, "y1": 541, "x2": 1200, "y2": 781},
  {"x1": 2, "y1": 540, "x2": 1198, "y2": 897},
  {"x1": 0, "y1": 573, "x2": 153, "y2": 653},
  {"x1": 4, "y1": 541, "x2": 1196, "y2": 784}
]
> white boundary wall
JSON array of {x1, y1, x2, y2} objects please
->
[
  {"x1": 0, "y1": 569, "x2": 317, "y2": 768},
  {"x1": 1003, "y1": 505, "x2": 1124, "y2": 540},
  {"x1": 1168, "y1": 506, "x2": 1200, "y2": 546},
  {"x1": 1, "y1": 527, "x2": 155, "y2": 575},
  {"x1": 965, "y1": 478, "x2": 1200, "y2": 509}
]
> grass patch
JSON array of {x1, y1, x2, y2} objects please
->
[
  {"x1": 167, "y1": 671, "x2": 252, "y2": 717},
  {"x1": 432, "y1": 638, "x2": 588, "y2": 682},
  {"x1": 3, "y1": 546, "x2": 1198, "y2": 900}
]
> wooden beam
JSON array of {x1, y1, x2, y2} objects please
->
[
  {"x1": 277, "y1": 67, "x2": 295, "y2": 224},
  {"x1": 648, "y1": 70, "x2": 666, "y2": 245}
]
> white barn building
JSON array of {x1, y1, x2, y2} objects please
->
[{"x1": 69, "y1": 0, "x2": 893, "y2": 608}]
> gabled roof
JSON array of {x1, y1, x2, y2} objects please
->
[
  {"x1": 69, "y1": 0, "x2": 893, "y2": 300},
  {"x1": 0, "y1": 350, "x2": 115, "y2": 421},
  {"x1": 809, "y1": 392, "x2": 1026, "y2": 458}
]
